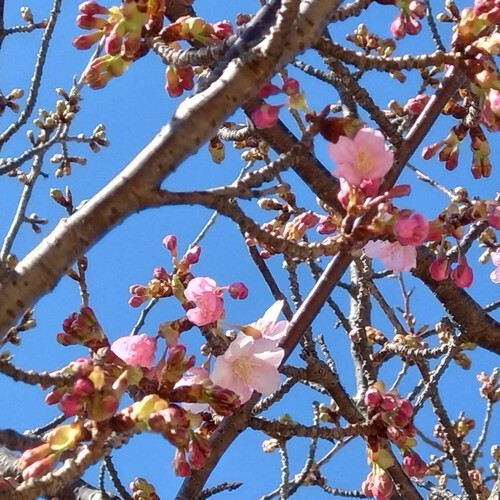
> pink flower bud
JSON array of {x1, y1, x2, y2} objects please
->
[
  {"x1": 451, "y1": 254, "x2": 473, "y2": 288},
  {"x1": 390, "y1": 14, "x2": 406, "y2": 39},
  {"x1": 211, "y1": 20, "x2": 232, "y2": 39},
  {"x1": 45, "y1": 390, "x2": 62, "y2": 405},
  {"x1": 403, "y1": 451, "x2": 427, "y2": 478},
  {"x1": 152, "y1": 266, "x2": 169, "y2": 281},
  {"x1": 73, "y1": 377, "x2": 95, "y2": 397},
  {"x1": 128, "y1": 295, "x2": 148, "y2": 308},
  {"x1": 105, "y1": 32, "x2": 122, "y2": 56},
  {"x1": 184, "y1": 244, "x2": 201, "y2": 264},
  {"x1": 70, "y1": 357, "x2": 93, "y2": 376},
  {"x1": 17, "y1": 443, "x2": 51, "y2": 470},
  {"x1": 380, "y1": 394, "x2": 397, "y2": 411},
  {"x1": 429, "y1": 253, "x2": 450, "y2": 281},
  {"x1": 167, "y1": 343, "x2": 187, "y2": 366},
  {"x1": 76, "y1": 14, "x2": 107, "y2": 30},
  {"x1": 251, "y1": 104, "x2": 281, "y2": 129},
  {"x1": 111, "y1": 334, "x2": 157, "y2": 368},
  {"x1": 391, "y1": 412, "x2": 410, "y2": 428},
  {"x1": 59, "y1": 394, "x2": 81, "y2": 417},
  {"x1": 257, "y1": 82, "x2": 282, "y2": 98},
  {"x1": 394, "y1": 211, "x2": 429, "y2": 246},
  {"x1": 404, "y1": 94, "x2": 430, "y2": 114},
  {"x1": 21, "y1": 454, "x2": 57, "y2": 480},
  {"x1": 316, "y1": 215, "x2": 337, "y2": 235},
  {"x1": 360, "y1": 178, "x2": 381, "y2": 197},
  {"x1": 398, "y1": 397, "x2": 413, "y2": 418},
  {"x1": 409, "y1": 0, "x2": 426, "y2": 18},
  {"x1": 173, "y1": 448, "x2": 190, "y2": 477},
  {"x1": 364, "y1": 387, "x2": 382, "y2": 407},
  {"x1": 488, "y1": 203, "x2": 500, "y2": 229},
  {"x1": 206, "y1": 385, "x2": 241, "y2": 415},
  {"x1": 188, "y1": 434, "x2": 210, "y2": 470},
  {"x1": 162, "y1": 234, "x2": 177, "y2": 251},
  {"x1": 72, "y1": 31, "x2": 104, "y2": 50},
  {"x1": 129, "y1": 284, "x2": 147, "y2": 296},
  {"x1": 79, "y1": 1, "x2": 109, "y2": 15},
  {"x1": 406, "y1": 16, "x2": 422, "y2": 35},
  {"x1": 228, "y1": 281, "x2": 248, "y2": 300},
  {"x1": 282, "y1": 77, "x2": 300, "y2": 96},
  {"x1": 177, "y1": 66, "x2": 194, "y2": 91},
  {"x1": 387, "y1": 184, "x2": 411, "y2": 198}
]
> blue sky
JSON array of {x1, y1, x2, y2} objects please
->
[{"x1": 1, "y1": 0, "x2": 499, "y2": 498}]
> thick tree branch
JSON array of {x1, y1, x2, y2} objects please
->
[
  {"x1": 0, "y1": 0, "x2": 341, "y2": 340},
  {"x1": 413, "y1": 247, "x2": 500, "y2": 355}
]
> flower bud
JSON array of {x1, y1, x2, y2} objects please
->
[
  {"x1": 73, "y1": 377, "x2": 95, "y2": 397},
  {"x1": 228, "y1": 282, "x2": 248, "y2": 300},
  {"x1": 162, "y1": 234, "x2": 177, "y2": 252},
  {"x1": 451, "y1": 254, "x2": 473, "y2": 288},
  {"x1": 173, "y1": 448, "x2": 190, "y2": 476},
  {"x1": 251, "y1": 104, "x2": 281, "y2": 129},
  {"x1": 394, "y1": 211, "x2": 429, "y2": 246},
  {"x1": 184, "y1": 244, "x2": 201, "y2": 264},
  {"x1": 79, "y1": 1, "x2": 109, "y2": 15},
  {"x1": 429, "y1": 253, "x2": 451, "y2": 281},
  {"x1": 282, "y1": 77, "x2": 300, "y2": 96},
  {"x1": 403, "y1": 451, "x2": 427, "y2": 478}
]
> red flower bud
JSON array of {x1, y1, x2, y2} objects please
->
[
  {"x1": 162, "y1": 234, "x2": 177, "y2": 251},
  {"x1": 451, "y1": 254, "x2": 473, "y2": 288},
  {"x1": 228, "y1": 282, "x2": 248, "y2": 300},
  {"x1": 79, "y1": 1, "x2": 109, "y2": 15},
  {"x1": 184, "y1": 244, "x2": 201, "y2": 264},
  {"x1": 73, "y1": 377, "x2": 95, "y2": 397}
]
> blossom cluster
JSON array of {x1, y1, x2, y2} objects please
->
[
  {"x1": 34, "y1": 235, "x2": 291, "y2": 480},
  {"x1": 362, "y1": 382, "x2": 426, "y2": 499},
  {"x1": 251, "y1": 78, "x2": 308, "y2": 129},
  {"x1": 73, "y1": 1, "x2": 231, "y2": 93}
]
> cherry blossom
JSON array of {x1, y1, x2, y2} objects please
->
[
  {"x1": 328, "y1": 128, "x2": 393, "y2": 186},
  {"x1": 184, "y1": 277, "x2": 224, "y2": 326},
  {"x1": 174, "y1": 367, "x2": 210, "y2": 413},
  {"x1": 251, "y1": 104, "x2": 281, "y2": 129},
  {"x1": 490, "y1": 249, "x2": 500, "y2": 284},
  {"x1": 242, "y1": 300, "x2": 290, "y2": 341},
  {"x1": 110, "y1": 334, "x2": 157, "y2": 368},
  {"x1": 393, "y1": 212, "x2": 429, "y2": 246},
  {"x1": 211, "y1": 332, "x2": 284, "y2": 404},
  {"x1": 364, "y1": 240, "x2": 417, "y2": 272}
]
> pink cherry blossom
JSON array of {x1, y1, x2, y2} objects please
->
[
  {"x1": 251, "y1": 104, "x2": 281, "y2": 129},
  {"x1": 393, "y1": 212, "x2": 429, "y2": 246},
  {"x1": 328, "y1": 128, "x2": 393, "y2": 186},
  {"x1": 175, "y1": 367, "x2": 210, "y2": 413},
  {"x1": 111, "y1": 334, "x2": 157, "y2": 368},
  {"x1": 184, "y1": 277, "x2": 224, "y2": 326},
  {"x1": 491, "y1": 249, "x2": 500, "y2": 284},
  {"x1": 211, "y1": 332, "x2": 284, "y2": 403},
  {"x1": 364, "y1": 240, "x2": 416, "y2": 272},
  {"x1": 244, "y1": 300, "x2": 290, "y2": 342}
]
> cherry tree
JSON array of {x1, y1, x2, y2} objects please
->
[{"x1": 0, "y1": 0, "x2": 500, "y2": 498}]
